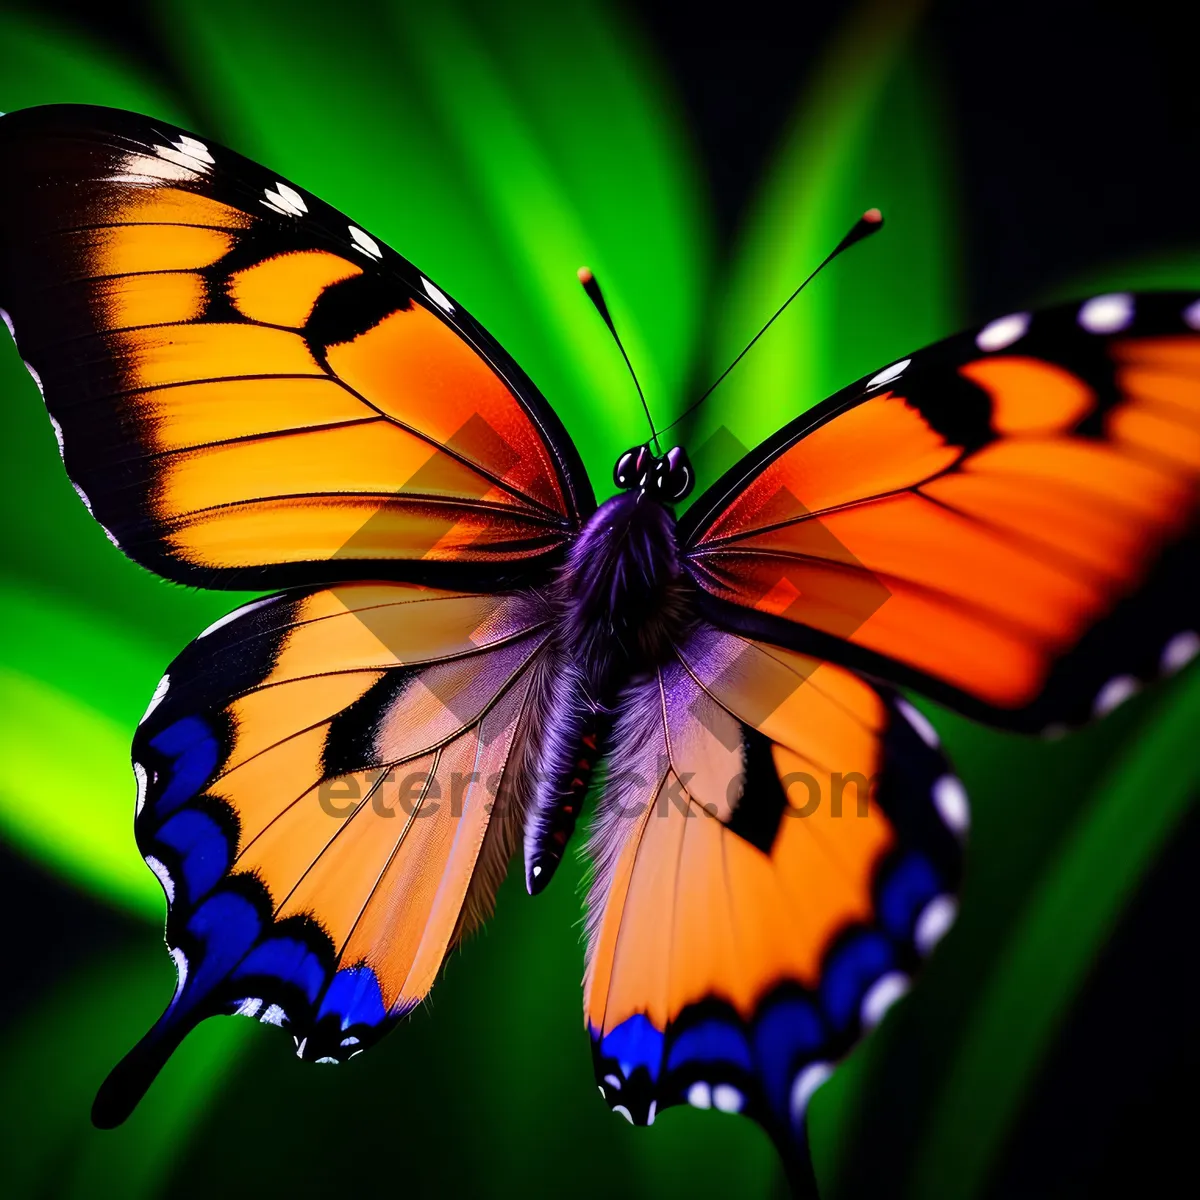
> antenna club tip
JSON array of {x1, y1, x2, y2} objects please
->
[
  {"x1": 863, "y1": 207, "x2": 883, "y2": 225},
  {"x1": 577, "y1": 266, "x2": 594, "y2": 285}
]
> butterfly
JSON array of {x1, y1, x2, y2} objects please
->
[{"x1": 2, "y1": 103, "x2": 1199, "y2": 1194}]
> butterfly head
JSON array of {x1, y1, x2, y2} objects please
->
[{"x1": 613, "y1": 444, "x2": 694, "y2": 503}]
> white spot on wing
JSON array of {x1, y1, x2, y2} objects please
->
[
  {"x1": 976, "y1": 312, "x2": 1031, "y2": 352},
  {"x1": 0, "y1": 307, "x2": 14, "y2": 340},
  {"x1": 646, "y1": 1100, "x2": 657, "y2": 1126},
  {"x1": 315, "y1": 1056, "x2": 339, "y2": 1064},
  {"x1": 932, "y1": 775, "x2": 970, "y2": 835},
  {"x1": 896, "y1": 698, "x2": 939, "y2": 748},
  {"x1": 113, "y1": 148, "x2": 203, "y2": 184},
  {"x1": 173, "y1": 135, "x2": 213, "y2": 165},
  {"x1": 152, "y1": 136, "x2": 214, "y2": 173},
  {"x1": 296, "y1": 1037, "x2": 308, "y2": 1058},
  {"x1": 133, "y1": 760, "x2": 149, "y2": 817},
  {"x1": 1078, "y1": 293, "x2": 1134, "y2": 334},
  {"x1": 687, "y1": 1081, "x2": 712, "y2": 1109},
  {"x1": 262, "y1": 181, "x2": 307, "y2": 218},
  {"x1": 234, "y1": 997, "x2": 263, "y2": 1018},
  {"x1": 72, "y1": 481, "x2": 93, "y2": 514},
  {"x1": 421, "y1": 276, "x2": 454, "y2": 313},
  {"x1": 604, "y1": 1073, "x2": 621, "y2": 1090},
  {"x1": 170, "y1": 946, "x2": 189, "y2": 1000},
  {"x1": 1184, "y1": 299, "x2": 1200, "y2": 330},
  {"x1": 866, "y1": 358, "x2": 911, "y2": 390},
  {"x1": 789, "y1": 1062, "x2": 833, "y2": 1127},
  {"x1": 348, "y1": 225, "x2": 382, "y2": 260},
  {"x1": 915, "y1": 894, "x2": 958, "y2": 956},
  {"x1": 144, "y1": 855, "x2": 175, "y2": 903},
  {"x1": 712, "y1": 1083, "x2": 744, "y2": 1113},
  {"x1": 1093, "y1": 674, "x2": 1139, "y2": 717},
  {"x1": 340, "y1": 1035, "x2": 360, "y2": 1048},
  {"x1": 1161, "y1": 630, "x2": 1200, "y2": 675},
  {"x1": 24, "y1": 361, "x2": 44, "y2": 395},
  {"x1": 861, "y1": 970, "x2": 911, "y2": 1028},
  {"x1": 141, "y1": 674, "x2": 170, "y2": 725},
  {"x1": 197, "y1": 596, "x2": 275, "y2": 639},
  {"x1": 260, "y1": 1004, "x2": 288, "y2": 1027},
  {"x1": 612, "y1": 1105, "x2": 634, "y2": 1123}
]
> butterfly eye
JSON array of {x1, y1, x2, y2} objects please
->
[
  {"x1": 613, "y1": 446, "x2": 648, "y2": 490},
  {"x1": 661, "y1": 446, "x2": 694, "y2": 502}
]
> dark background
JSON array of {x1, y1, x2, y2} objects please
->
[{"x1": 1, "y1": 1, "x2": 1198, "y2": 1197}]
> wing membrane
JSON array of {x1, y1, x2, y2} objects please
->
[
  {"x1": 94, "y1": 581, "x2": 552, "y2": 1126},
  {"x1": 0, "y1": 105, "x2": 593, "y2": 590},
  {"x1": 584, "y1": 623, "x2": 963, "y2": 1174},
  {"x1": 682, "y1": 294, "x2": 1200, "y2": 730}
]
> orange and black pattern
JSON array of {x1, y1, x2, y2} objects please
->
[
  {"x1": 5, "y1": 101, "x2": 1199, "y2": 1186},
  {"x1": 584, "y1": 624, "x2": 963, "y2": 1176},
  {"x1": 0, "y1": 105, "x2": 593, "y2": 590},
  {"x1": 681, "y1": 293, "x2": 1200, "y2": 731},
  {"x1": 94, "y1": 581, "x2": 554, "y2": 1127}
]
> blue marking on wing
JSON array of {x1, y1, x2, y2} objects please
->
[
  {"x1": 154, "y1": 809, "x2": 230, "y2": 903},
  {"x1": 148, "y1": 716, "x2": 219, "y2": 815},
  {"x1": 234, "y1": 937, "x2": 327, "y2": 1005},
  {"x1": 753, "y1": 995, "x2": 826, "y2": 1118},
  {"x1": 184, "y1": 891, "x2": 261, "y2": 1003},
  {"x1": 317, "y1": 966, "x2": 387, "y2": 1030},
  {"x1": 878, "y1": 851, "x2": 941, "y2": 942},
  {"x1": 599, "y1": 1013, "x2": 665, "y2": 1082},
  {"x1": 820, "y1": 930, "x2": 894, "y2": 1030},
  {"x1": 666, "y1": 1019, "x2": 753, "y2": 1072}
]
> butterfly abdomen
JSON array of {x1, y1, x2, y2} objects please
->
[{"x1": 523, "y1": 492, "x2": 693, "y2": 893}]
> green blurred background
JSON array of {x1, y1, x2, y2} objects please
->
[{"x1": 1, "y1": 1, "x2": 1197, "y2": 1196}]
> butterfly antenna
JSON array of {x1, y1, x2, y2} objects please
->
[
  {"x1": 578, "y1": 266, "x2": 661, "y2": 453},
  {"x1": 661, "y1": 208, "x2": 884, "y2": 435}
]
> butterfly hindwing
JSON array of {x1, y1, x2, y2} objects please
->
[
  {"x1": 680, "y1": 293, "x2": 1200, "y2": 731},
  {"x1": 584, "y1": 624, "x2": 963, "y2": 1174},
  {"x1": 95, "y1": 580, "x2": 554, "y2": 1127},
  {"x1": 0, "y1": 104, "x2": 593, "y2": 591}
]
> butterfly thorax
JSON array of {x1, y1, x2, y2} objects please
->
[{"x1": 558, "y1": 489, "x2": 693, "y2": 689}]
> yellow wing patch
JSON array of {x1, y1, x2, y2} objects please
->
[{"x1": 230, "y1": 250, "x2": 362, "y2": 327}]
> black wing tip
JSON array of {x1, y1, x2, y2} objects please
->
[
  {"x1": 91, "y1": 1015, "x2": 187, "y2": 1129},
  {"x1": 92, "y1": 1054, "x2": 150, "y2": 1129}
]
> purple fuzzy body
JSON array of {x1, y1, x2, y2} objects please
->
[{"x1": 522, "y1": 492, "x2": 694, "y2": 890}]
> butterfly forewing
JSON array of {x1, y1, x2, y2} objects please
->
[
  {"x1": 680, "y1": 293, "x2": 1200, "y2": 731},
  {"x1": 0, "y1": 104, "x2": 593, "y2": 591}
]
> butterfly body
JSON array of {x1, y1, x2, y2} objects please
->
[{"x1": 525, "y1": 475, "x2": 694, "y2": 890}]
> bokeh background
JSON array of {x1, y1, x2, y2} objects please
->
[{"x1": 1, "y1": 1, "x2": 1197, "y2": 1196}]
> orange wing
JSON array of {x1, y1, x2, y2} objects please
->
[
  {"x1": 680, "y1": 294, "x2": 1200, "y2": 731},
  {"x1": 585, "y1": 623, "x2": 964, "y2": 1180},
  {"x1": 93, "y1": 580, "x2": 555, "y2": 1127},
  {"x1": 0, "y1": 105, "x2": 592, "y2": 590}
]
